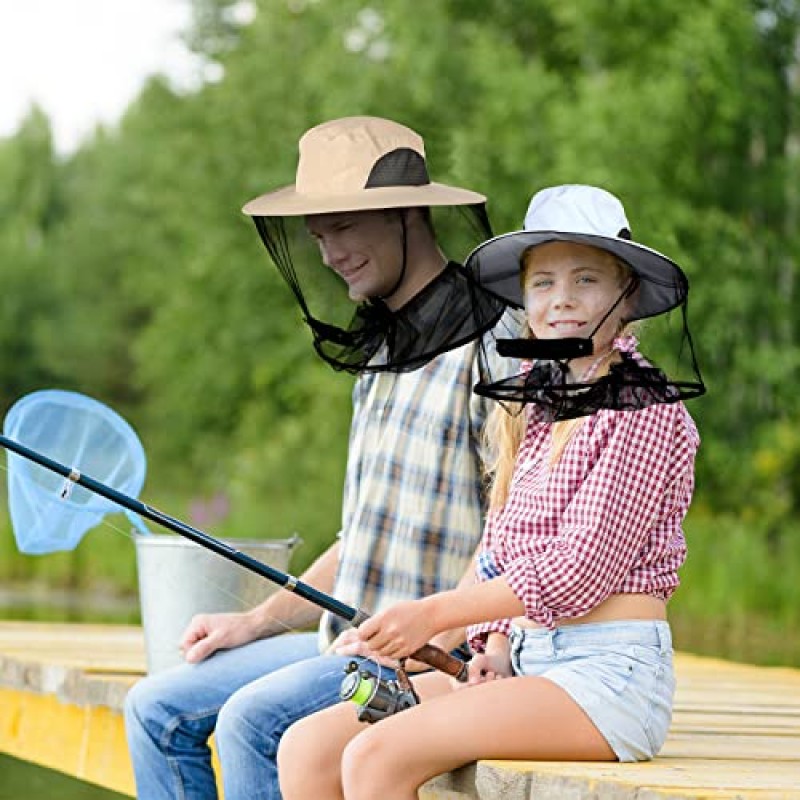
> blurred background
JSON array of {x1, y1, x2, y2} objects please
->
[
  {"x1": 3, "y1": 0, "x2": 800, "y2": 795},
  {"x1": 1, "y1": 0, "x2": 798, "y2": 697}
]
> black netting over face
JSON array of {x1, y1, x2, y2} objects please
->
[
  {"x1": 251, "y1": 206, "x2": 507, "y2": 373},
  {"x1": 475, "y1": 303, "x2": 706, "y2": 420}
]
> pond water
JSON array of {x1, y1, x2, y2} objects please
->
[{"x1": 0, "y1": 586, "x2": 140, "y2": 624}]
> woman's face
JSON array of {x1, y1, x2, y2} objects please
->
[{"x1": 522, "y1": 241, "x2": 631, "y2": 360}]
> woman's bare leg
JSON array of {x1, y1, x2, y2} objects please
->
[
  {"x1": 278, "y1": 671, "x2": 454, "y2": 799},
  {"x1": 341, "y1": 675, "x2": 615, "y2": 800},
  {"x1": 278, "y1": 701, "x2": 362, "y2": 800}
]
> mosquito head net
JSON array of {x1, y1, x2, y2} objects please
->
[
  {"x1": 242, "y1": 116, "x2": 507, "y2": 373},
  {"x1": 3, "y1": 390, "x2": 148, "y2": 554},
  {"x1": 468, "y1": 185, "x2": 705, "y2": 420}
]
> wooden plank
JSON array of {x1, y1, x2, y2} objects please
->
[
  {"x1": 670, "y1": 711, "x2": 800, "y2": 735},
  {"x1": 0, "y1": 621, "x2": 146, "y2": 674},
  {"x1": 480, "y1": 757, "x2": 800, "y2": 793},
  {"x1": 661, "y1": 732, "x2": 800, "y2": 761},
  {"x1": 675, "y1": 696, "x2": 800, "y2": 710},
  {"x1": 0, "y1": 686, "x2": 135, "y2": 797},
  {"x1": 1, "y1": 622, "x2": 800, "y2": 799}
]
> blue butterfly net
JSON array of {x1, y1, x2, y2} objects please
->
[{"x1": 3, "y1": 389, "x2": 148, "y2": 554}]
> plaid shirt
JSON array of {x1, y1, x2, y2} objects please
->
[
  {"x1": 318, "y1": 337, "x2": 495, "y2": 650},
  {"x1": 469, "y1": 398, "x2": 699, "y2": 649}
]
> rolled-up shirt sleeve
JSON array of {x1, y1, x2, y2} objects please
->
[
  {"x1": 469, "y1": 402, "x2": 697, "y2": 648},
  {"x1": 468, "y1": 542, "x2": 513, "y2": 650}
]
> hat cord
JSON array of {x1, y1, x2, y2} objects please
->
[
  {"x1": 582, "y1": 276, "x2": 638, "y2": 350},
  {"x1": 374, "y1": 211, "x2": 410, "y2": 304}
]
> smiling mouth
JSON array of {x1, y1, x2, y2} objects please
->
[
  {"x1": 549, "y1": 321, "x2": 586, "y2": 331},
  {"x1": 337, "y1": 262, "x2": 367, "y2": 282}
]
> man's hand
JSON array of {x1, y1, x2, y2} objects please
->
[{"x1": 180, "y1": 611, "x2": 262, "y2": 664}]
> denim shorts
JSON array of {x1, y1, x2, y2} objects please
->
[{"x1": 509, "y1": 620, "x2": 675, "y2": 762}]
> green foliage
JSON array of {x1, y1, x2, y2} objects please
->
[
  {"x1": 0, "y1": 0, "x2": 799, "y2": 661},
  {"x1": 0, "y1": 108, "x2": 60, "y2": 412},
  {"x1": 672, "y1": 507, "x2": 800, "y2": 664}
]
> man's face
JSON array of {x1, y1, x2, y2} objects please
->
[{"x1": 306, "y1": 210, "x2": 404, "y2": 302}]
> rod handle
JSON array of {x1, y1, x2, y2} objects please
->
[
  {"x1": 349, "y1": 609, "x2": 469, "y2": 682},
  {"x1": 410, "y1": 643, "x2": 469, "y2": 682}
]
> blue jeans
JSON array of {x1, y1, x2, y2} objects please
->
[{"x1": 124, "y1": 632, "x2": 361, "y2": 799}]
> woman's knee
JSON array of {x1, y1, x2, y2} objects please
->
[
  {"x1": 276, "y1": 717, "x2": 303, "y2": 778},
  {"x1": 341, "y1": 727, "x2": 398, "y2": 800},
  {"x1": 278, "y1": 716, "x2": 341, "y2": 798}
]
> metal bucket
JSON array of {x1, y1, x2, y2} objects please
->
[{"x1": 134, "y1": 533, "x2": 299, "y2": 674}]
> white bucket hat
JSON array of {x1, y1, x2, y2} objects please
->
[
  {"x1": 465, "y1": 184, "x2": 688, "y2": 321},
  {"x1": 242, "y1": 116, "x2": 486, "y2": 216}
]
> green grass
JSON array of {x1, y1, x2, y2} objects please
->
[
  {"x1": 674, "y1": 509, "x2": 800, "y2": 628},
  {"x1": 0, "y1": 755, "x2": 127, "y2": 800}
]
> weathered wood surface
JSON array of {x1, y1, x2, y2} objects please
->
[
  {"x1": 0, "y1": 622, "x2": 143, "y2": 795},
  {"x1": 0, "y1": 622, "x2": 798, "y2": 799}
]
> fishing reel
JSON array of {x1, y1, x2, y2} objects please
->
[{"x1": 339, "y1": 660, "x2": 420, "y2": 723}]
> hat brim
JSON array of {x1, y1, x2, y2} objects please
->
[
  {"x1": 465, "y1": 231, "x2": 688, "y2": 321},
  {"x1": 242, "y1": 182, "x2": 486, "y2": 216}
]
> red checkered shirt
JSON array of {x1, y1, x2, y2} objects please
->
[{"x1": 468, "y1": 400, "x2": 699, "y2": 649}]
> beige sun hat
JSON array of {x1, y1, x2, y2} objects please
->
[{"x1": 242, "y1": 116, "x2": 486, "y2": 217}]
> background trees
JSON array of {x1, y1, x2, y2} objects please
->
[{"x1": 1, "y1": 0, "x2": 798, "y2": 661}]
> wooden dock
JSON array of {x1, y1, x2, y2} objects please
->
[{"x1": 0, "y1": 621, "x2": 798, "y2": 799}]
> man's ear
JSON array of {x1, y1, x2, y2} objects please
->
[{"x1": 404, "y1": 206, "x2": 436, "y2": 238}]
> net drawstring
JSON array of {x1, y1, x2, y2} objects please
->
[{"x1": 375, "y1": 211, "x2": 410, "y2": 303}]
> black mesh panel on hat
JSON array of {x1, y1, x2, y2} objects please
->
[{"x1": 365, "y1": 148, "x2": 430, "y2": 188}]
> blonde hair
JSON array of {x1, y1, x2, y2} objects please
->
[
  {"x1": 483, "y1": 358, "x2": 590, "y2": 511},
  {"x1": 483, "y1": 245, "x2": 637, "y2": 511}
]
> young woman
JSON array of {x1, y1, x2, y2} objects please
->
[{"x1": 276, "y1": 185, "x2": 701, "y2": 800}]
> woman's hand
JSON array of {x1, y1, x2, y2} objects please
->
[
  {"x1": 356, "y1": 598, "x2": 439, "y2": 660},
  {"x1": 458, "y1": 651, "x2": 513, "y2": 687},
  {"x1": 329, "y1": 628, "x2": 400, "y2": 668},
  {"x1": 452, "y1": 633, "x2": 512, "y2": 688},
  {"x1": 333, "y1": 626, "x2": 462, "y2": 673}
]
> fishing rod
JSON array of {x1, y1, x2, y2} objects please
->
[{"x1": 0, "y1": 431, "x2": 469, "y2": 709}]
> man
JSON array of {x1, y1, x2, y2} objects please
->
[{"x1": 124, "y1": 116, "x2": 509, "y2": 800}]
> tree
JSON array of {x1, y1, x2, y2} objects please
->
[{"x1": 0, "y1": 107, "x2": 60, "y2": 411}]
